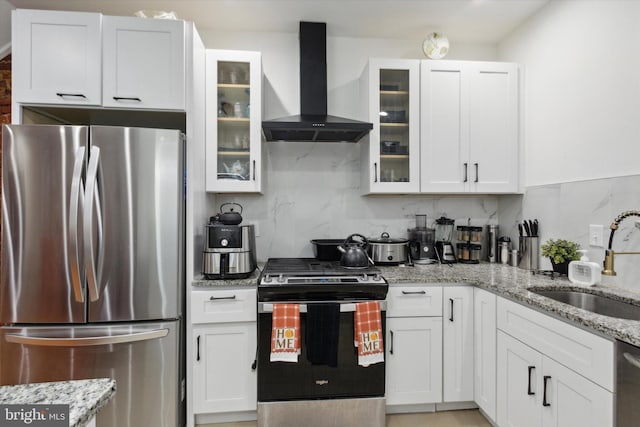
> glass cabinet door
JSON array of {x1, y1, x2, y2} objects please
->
[
  {"x1": 363, "y1": 59, "x2": 420, "y2": 194},
  {"x1": 379, "y1": 69, "x2": 411, "y2": 183},
  {"x1": 206, "y1": 50, "x2": 262, "y2": 193}
]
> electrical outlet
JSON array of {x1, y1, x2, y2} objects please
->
[{"x1": 589, "y1": 224, "x2": 604, "y2": 247}]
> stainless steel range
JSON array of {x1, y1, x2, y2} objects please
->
[{"x1": 257, "y1": 258, "x2": 388, "y2": 427}]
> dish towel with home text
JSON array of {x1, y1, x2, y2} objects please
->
[
  {"x1": 354, "y1": 301, "x2": 384, "y2": 366},
  {"x1": 270, "y1": 304, "x2": 301, "y2": 362}
]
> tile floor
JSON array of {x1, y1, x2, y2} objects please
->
[{"x1": 198, "y1": 409, "x2": 492, "y2": 427}]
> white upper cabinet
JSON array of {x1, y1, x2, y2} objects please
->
[
  {"x1": 360, "y1": 59, "x2": 421, "y2": 194},
  {"x1": 12, "y1": 9, "x2": 102, "y2": 105},
  {"x1": 12, "y1": 10, "x2": 186, "y2": 111},
  {"x1": 205, "y1": 50, "x2": 263, "y2": 193},
  {"x1": 421, "y1": 60, "x2": 519, "y2": 193},
  {"x1": 102, "y1": 16, "x2": 185, "y2": 110}
]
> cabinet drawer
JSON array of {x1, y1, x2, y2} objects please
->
[
  {"x1": 191, "y1": 288, "x2": 256, "y2": 324},
  {"x1": 387, "y1": 285, "x2": 443, "y2": 317},
  {"x1": 497, "y1": 297, "x2": 614, "y2": 391}
]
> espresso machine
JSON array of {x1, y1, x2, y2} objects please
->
[
  {"x1": 434, "y1": 216, "x2": 456, "y2": 263},
  {"x1": 203, "y1": 203, "x2": 257, "y2": 279},
  {"x1": 408, "y1": 214, "x2": 436, "y2": 264}
]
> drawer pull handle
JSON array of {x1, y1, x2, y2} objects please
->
[
  {"x1": 210, "y1": 295, "x2": 237, "y2": 301},
  {"x1": 196, "y1": 335, "x2": 201, "y2": 361},
  {"x1": 389, "y1": 330, "x2": 394, "y2": 355},
  {"x1": 542, "y1": 375, "x2": 551, "y2": 407},
  {"x1": 401, "y1": 290, "x2": 426, "y2": 295},
  {"x1": 56, "y1": 93, "x2": 87, "y2": 99},
  {"x1": 474, "y1": 163, "x2": 479, "y2": 183},
  {"x1": 113, "y1": 96, "x2": 142, "y2": 102},
  {"x1": 463, "y1": 163, "x2": 468, "y2": 182},
  {"x1": 449, "y1": 298, "x2": 454, "y2": 322},
  {"x1": 527, "y1": 366, "x2": 535, "y2": 395}
]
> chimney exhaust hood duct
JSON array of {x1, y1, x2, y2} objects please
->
[{"x1": 261, "y1": 22, "x2": 373, "y2": 143}]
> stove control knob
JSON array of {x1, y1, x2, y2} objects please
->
[
  {"x1": 362, "y1": 274, "x2": 368, "y2": 281},
  {"x1": 263, "y1": 274, "x2": 272, "y2": 283},
  {"x1": 277, "y1": 274, "x2": 285, "y2": 283},
  {"x1": 220, "y1": 238, "x2": 229, "y2": 247},
  {"x1": 373, "y1": 274, "x2": 382, "y2": 281}
]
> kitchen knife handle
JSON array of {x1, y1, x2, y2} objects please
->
[
  {"x1": 56, "y1": 92, "x2": 87, "y2": 99},
  {"x1": 527, "y1": 366, "x2": 535, "y2": 395},
  {"x1": 112, "y1": 96, "x2": 142, "y2": 102},
  {"x1": 389, "y1": 330, "x2": 394, "y2": 355},
  {"x1": 197, "y1": 336, "x2": 201, "y2": 361},
  {"x1": 463, "y1": 163, "x2": 468, "y2": 182},
  {"x1": 449, "y1": 298, "x2": 454, "y2": 322},
  {"x1": 542, "y1": 375, "x2": 551, "y2": 406},
  {"x1": 474, "y1": 163, "x2": 479, "y2": 183},
  {"x1": 374, "y1": 162, "x2": 378, "y2": 183},
  {"x1": 69, "y1": 146, "x2": 86, "y2": 303},
  {"x1": 83, "y1": 146, "x2": 102, "y2": 302}
]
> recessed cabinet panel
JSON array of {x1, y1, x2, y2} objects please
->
[
  {"x1": 102, "y1": 16, "x2": 185, "y2": 110},
  {"x1": 12, "y1": 9, "x2": 102, "y2": 105},
  {"x1": 206, "y1": 50, "x2": 262, "y2": 193}
]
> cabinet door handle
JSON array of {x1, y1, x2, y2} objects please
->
[
  {"x1": 196, "y1": 335, "x2": 201, "y2": 361},
  {"x1": 113, "y1": 96, "x2": 142, "y2": 102},
  {"x1": 56, "y1": 92, "x2": 87, "y2": 99},
  {"x1": 463, "y1": 163, "x2": 468, "y2": 182},
  {"x1": 527, "y1": 366, "x2": 535, "y2": 395},
  {"x1": 542, "y1": 375, "x2": 551, "y2": 406},
  {"x1": 474, "y1": 163, "x2": 479, "y2": 183},
  {"x1": 252, "y1": 160, "x2": 256, "y2": 181},
  {"x1": 449, "y1": 298, "x2": 454, "y2": 322},
  {"x1": 389, "y1": 330, "x2": 394, "y2": 355},
  {"x1": 374, "y1": 162, "x2": 378, "y2": 183},
  {"x1": 209, "y1": 295, "x2": 236, "y2": 301},
  {"x1": 401, "y1": 290, "x2": 426, "y2": 295},
  {"x1": 251, "y1": 346, "x2": 258, "y2": 370}
]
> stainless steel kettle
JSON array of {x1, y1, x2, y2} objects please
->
[{"x1": 337, "y1": 234, "x2": 373, "y2": 268}]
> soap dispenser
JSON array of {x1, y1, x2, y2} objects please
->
[{"x1": 568, "y1": 250, "x2": 601, "y2": 286}]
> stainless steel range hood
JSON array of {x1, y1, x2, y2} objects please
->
[{"x1": 262, "y1": 22, "x2": 373, "y2": 143}]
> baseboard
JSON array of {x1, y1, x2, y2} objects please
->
[
  {"x1": 435, "y1": 401, "x2": 478, "y2": 411},
  {"x1": 194, "y1": 410, "x2": 256, "y2": 425},
  {"x1": 385, "y1": 403, "x2": 436, "y2": 414}
]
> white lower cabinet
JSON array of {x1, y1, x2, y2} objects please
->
[
  {"x1": 473, "y1": 288, "x2": 497, "y2": 422},
  {"x1": 442, "y1": 286, "x2": 474, "y2": 402},
  {"x1": 497, "y1": 331, "x2": 613, "y2": 427},
  {"x1": 386, "y1": 316, "x2": 443, "y2": 405},
  {"x1": 496, "y1": 297, "x2": 614, "y2": 427},
  {"x1": 192, "y1": 322, "x2": 257, "y2": 414},
  {"x1": 191, "y1": 288, "x2": 257, "y2": 417}
]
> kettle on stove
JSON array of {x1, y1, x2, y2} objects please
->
[{"x1": 337, "y1": 234, "x2": 374, "y2": 268}]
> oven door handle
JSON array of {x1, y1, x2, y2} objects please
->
[{"x1": 259, "y1": 301, "x2": 387, "y2": 313}]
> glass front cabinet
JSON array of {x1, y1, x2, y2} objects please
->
[
  {"x1": 360, "y1": 59, "x2": 420, "y2": 194},
  {"x1": 206, "y1": 50, "x2": 262, "y2": 193}
]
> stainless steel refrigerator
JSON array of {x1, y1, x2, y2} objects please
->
[{"x1": 1, "y1": 124, "x2": 185, "y2": 427}]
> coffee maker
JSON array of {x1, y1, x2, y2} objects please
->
[
  {"x1": 203, "y1": 204, "x2": 257, "y2": 279},
  {"x1": 434, "y1": 216, "x2": 456, "y2": 263},
  {"x1": 408, "y1": 214, "x2": 436, "y2": 264}
]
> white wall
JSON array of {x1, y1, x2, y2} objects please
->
[{"x1": 499, "y1": 0, "x2": 640, "y2": 187}]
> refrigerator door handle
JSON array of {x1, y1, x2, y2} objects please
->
[
  {"x1": 5, "y1": 328, "x2": 169, "y2": 347},
  {"x1": 84, "y1": 146, "x2": 102, "y2": 302},
  {"x1": 69, "y1": 146, "x2": 86, "y2": 303}
]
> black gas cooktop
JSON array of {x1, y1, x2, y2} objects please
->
[{"x1": 257, "y1": 258, "x2": 388, "y2": 302}]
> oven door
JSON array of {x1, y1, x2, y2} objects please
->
[{"x1": 257, "y1": 300, "x2": 386, "y2": 402}]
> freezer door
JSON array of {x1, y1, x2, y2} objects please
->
[
  {"x1": 0, "y1": 321, "x2": 183, "y2": 427},
  {"x1": 87, "y1": 126, "x2": 184, "y2": 322},
  {"x1": 1, "y1": 124, "x2": 88, "y2": 324}
]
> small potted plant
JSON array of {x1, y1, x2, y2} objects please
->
[{"x1": 540, "y1": 238, "x2": 581, "y2": 275}]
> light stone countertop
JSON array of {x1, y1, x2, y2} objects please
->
[
  {"x1": 193, "y1": 261, "x2": 640, "y2": 347},
  {"x1": 0, "y1": 378, "x2": 116, "y2": 427}
]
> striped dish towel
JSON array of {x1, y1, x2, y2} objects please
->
[
  {"x1": 270, "y1": 304, "x2": 301, "y2": 362},
  {"x1": 354, "y1": 301, "x2": 384, "y2": 366}
]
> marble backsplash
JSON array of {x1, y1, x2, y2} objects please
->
[
  {"x1": 500, "y1": 175, "x2": 640, "y2": 291},
  {"x1": 213, "y1": 142, "x2": 640, "y2": 291},
  {"x1": 215, "y1": 142, "x2": 500, "y2": 261}
]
